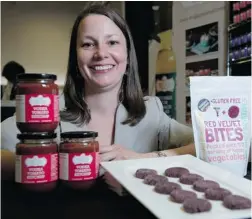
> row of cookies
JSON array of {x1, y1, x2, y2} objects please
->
[{"x1": 134, "y1": 167, "x2": 251, "y2": 213}]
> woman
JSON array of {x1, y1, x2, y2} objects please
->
[{"x1": 1, "y1": 5, "x2": 194, "y2": 186}]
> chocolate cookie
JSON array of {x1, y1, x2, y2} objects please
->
[
  {"x1": 143, "y1": 174, "x2": 168, "y2": 186},
  {"x1": 179, "y1": 173, "x2": 203, "y2": 185},
  {"x1": 205, "y1": 188, "x2": 232, "y2": 200},
  {"x1": 135, "y1": 168, "x2": 157, "y2": 179},
  {"x1": 193, "y1": 180, "x2": 220, "y2": 192},
  {"x1": 164, "y1": 167, "x2": 189, "y2": 178},
  {"x1": 170, "y1": 189, "x2": 197, "y2": 203},
  {"x1": 223, "y1": 195, "x2": 251, "y2": 210},
  {"x1": 154, "y1": 181, "x2": 181, "y2": 194},
  {"x1": 183, "y1": 198, "x2": 212, "y2": 213}
]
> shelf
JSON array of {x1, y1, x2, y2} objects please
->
[
  {"x1": 228, "y1": 19, "x2": 251, "y2": 32},
  {"x1": 185, "y1": 51, "x2": 219, "y2": 64},
  {"x1": 229, "y1": 56, "x2": 251, "y2": 64}
]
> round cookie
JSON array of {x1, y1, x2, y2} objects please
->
[
  {"x1": 154, "y1": 181, "x2": 181, "y2": 194},
  {"x1": 164, "y1": 167, "x2": 189, "y2": 178},
  {"x1": 179, "y1": 173, "x2": 203, "y2": 185},
  {"x1": 193, "y1": 180, "x2": 220, "y2": 192},
  {"x1": 205, "y1": 188, "x2": 232, "y2": 200},
  {"x1": 143, "y1": 174, "x2": 168, "y2": 186},
  {"x1": 183, "y1": 198, "x2": 212, "y2": 213},
  {"x1": 135, "y1": 168, "x2": 157, "y2": 179},
  {"x1": 170, "y1": 189, "x2": 197, "y2": 203},
  {"x1": 223, "y1": 195, "x2": 251, "y2": 210}
]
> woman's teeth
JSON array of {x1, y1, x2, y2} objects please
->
[{"x1": 93, "y1": 65, "x2": 113, "y2": 71}]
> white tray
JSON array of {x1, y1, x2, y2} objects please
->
[{"x1": 101, "y1": 155, "x2": 252, "y2": 219}]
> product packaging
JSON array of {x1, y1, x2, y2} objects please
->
[{"x1": 190, "y1": 76, "x2": 251, "y2": 176}]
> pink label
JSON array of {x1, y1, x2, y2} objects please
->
[
  {"x1": 59, "y1": 152, "x2": 99, "y2": 181},
  {"x1": 15, "y1": 154, "x2": 58, "y2": 184},
  {"x1": 16, "y1": 94, "x2": 59, "y2": 123}
]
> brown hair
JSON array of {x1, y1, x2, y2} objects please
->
[{"x1": 61, "y1": 4, "x2": 146, "y2": 126}]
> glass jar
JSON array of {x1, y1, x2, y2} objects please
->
[
  {"x1": 59, "y1": 131, "x2": 99, "y2": 190},
  {"x1": 16, "y1": 73, "x2": 59, "y2": 133},
  {"x1": 15, "y1": 133, "x2": 58, "y2": 192}
]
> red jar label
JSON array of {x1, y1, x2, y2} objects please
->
[
  {"x1": 16, "y1": 94, "x2": 59, "y2": 123},
  {"x1": 15, "y1": 154, "x2": 58, "y2": 184},
  {"x1": 59, "y1": 152, "x2": 99, "y2": 181}
]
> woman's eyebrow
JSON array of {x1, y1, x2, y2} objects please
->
[
  {"x1": 104, "y1": 34, "x2": 120, "y2": 39},
  {"x1": 82, "y1": 34, "x2": 120, "y2": 40}
]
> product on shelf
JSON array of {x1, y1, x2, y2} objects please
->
[
  {"x1": 233, "y1": 2, "x2": 240, "y2": 12},
  {"x1": 234, "y1": 50, "x2": 241, "y2": 59},
  {"x1": 233, "y1": 14, "x2": 241, "y2": 24},
  {"x1": 237, "y1": 36, "x2": 242, "y2": 46},
  {"x1": 16, "y1": 73, "x2": 59, "y2": 133},
  {"x1": 59, "y1": 131, "x2": 99, "y2": 190},
  {"x1": 241, "y1": 47, "x2": 246, "y2": 57},
  {"x1": 240, "y1": 11, "x2": 247, "y2": 21},
  {"x1": 242, "y1": 34, "x2": 248, "y2": 44},
  {"x1": 247, "y1": 33, "x2": 251, "y2": 42},
  {"x1": 15, "y1": 133, "x2": 58, "y2": 192},
  {"x1": 248, "y1": 46, "x2": 251, "y2": 56},
  {"x1": 240, "y1": 1, "x2": 247, "y2": 9},
  {"x1": 247, "y1": 9, "x2": 251, "y2": 19}
]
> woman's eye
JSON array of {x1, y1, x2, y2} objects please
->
[
  {"x1": 82, "y1": 43, "x2": 95, "y2": 48},
  {"x1": 108, "y1": 40, "x2": 119, "y2": 46}
]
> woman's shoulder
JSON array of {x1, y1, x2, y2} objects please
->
[
  {"x1": 132, "y1": 95, "x2": 165, "y2": 127},
  {"x1": 143, "y1": 95, "x2": 164, "y2": 113}
]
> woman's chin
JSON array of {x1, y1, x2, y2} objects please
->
[
  {"x1": 92, "y1": 81, "x2": 118, "y2": 91},
  {"x1": 91, "y1": 78, "x2": 121, "y2": 91}
]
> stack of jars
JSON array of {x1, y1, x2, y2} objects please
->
[
  {"x1": 14, "y1": 73, "x2": 100, "y2": 192},
  {"x1": 15, "y1": 73, "x2": 59, "y2": 192}
]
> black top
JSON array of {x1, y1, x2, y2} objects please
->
[
  {"x1": 17, "y1": 73, "x2": 57, "y2": 81},
  {"x1": 17, "y1": 132, "x2": 57, "y2": 140},
  {"x1": 61, "y1": 131, "x2": 98, "y2": 139}
]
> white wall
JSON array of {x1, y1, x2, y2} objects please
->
[
  {"x1": 1, "y1": 1, "x2": 124, "y2": 86},
  {"x1": 172, "y1": 1, "x2": 227, "y2": 124}
]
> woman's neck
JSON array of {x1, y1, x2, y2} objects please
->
[{"x1": 84, "y1": 86, "x2": 121, "y2": 116}]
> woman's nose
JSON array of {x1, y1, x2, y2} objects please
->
[{"x1": 93, "y1": 45, "x2": 108, "y2": 60}]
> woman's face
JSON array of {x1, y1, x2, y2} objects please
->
[{"x1": 76, "y1": 14, "x2": 127, "y2": 91}]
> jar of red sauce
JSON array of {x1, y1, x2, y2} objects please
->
[
  {"x1": 15, "y1": 133, "x2": 58, "y2": 192},
  {"x1": 16, "y1": 73, "x2": 59, "y2": 133},
  {"x1": 59, "y1": 131, "x2": 99, "y2": 190}
]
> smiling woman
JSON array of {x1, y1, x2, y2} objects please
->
[
  {"x1": 1, "y1": 4, "x2": 195, "y2": 192},
  {"x1": 61, "y1": 5, "x2": 146, "y2": 127},
  {"x1": 76, "y1": 15, "x2": 127, "y2": 92}
]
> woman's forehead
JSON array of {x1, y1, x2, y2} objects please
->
[{"x1": 78, "y1": 14, "x2": 124, "y2": 38}]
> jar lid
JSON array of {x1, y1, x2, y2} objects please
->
[
  {"x1": 17, "y1": 73, "x2": 57, "y2": 80},
  {"x1": 61, "y1": 131, "x2": 98, "y2": 138},
  {"x1": 17, "y1": 133, "x2": 57, "y2": 140}
]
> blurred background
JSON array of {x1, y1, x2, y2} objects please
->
[{"x1": 1, "y1": 1, "x2": 251, "y2": 124}]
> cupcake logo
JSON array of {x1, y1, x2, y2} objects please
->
[
  {"x1": 25, "y1": 156, "x2": 47, "y2": 167},
  {"x1": 29, "y1": 95, "x2": 51, "y2": 106}
]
